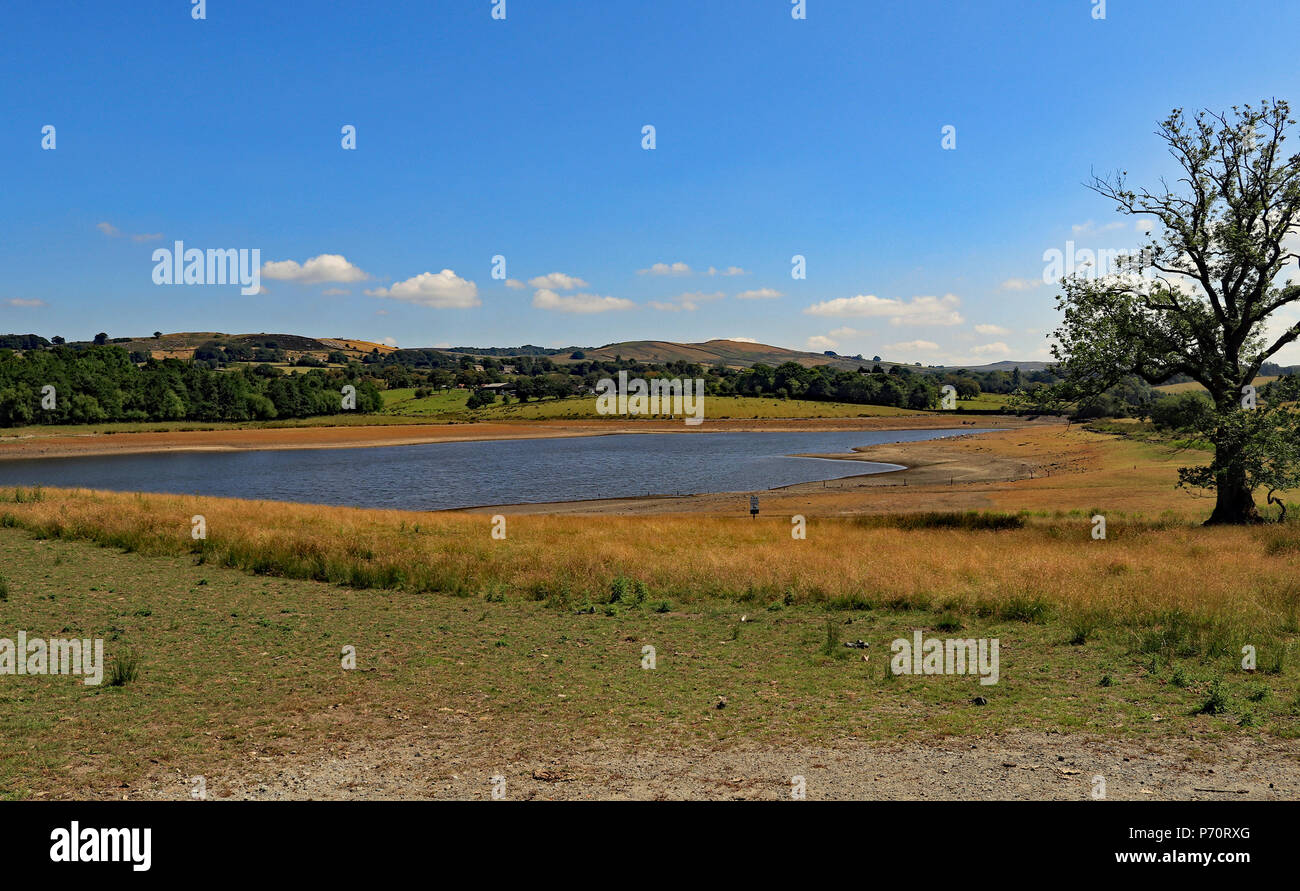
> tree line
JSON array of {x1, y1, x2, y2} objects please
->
[{"x1": 0, "y1": 345, "x2": 382, "y2": 426}]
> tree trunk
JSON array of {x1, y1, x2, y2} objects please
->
[{"x1": 1205, "y1": 462, "x2": 1261, "y2": 525}]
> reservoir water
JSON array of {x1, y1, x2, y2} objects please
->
[{"x1": 0, "y1": 428, "x2": 990, "y2": 511}]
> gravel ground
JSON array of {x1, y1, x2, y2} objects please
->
[{"x1": 139, "y1": 729, "x2": 1300, "y2": 801}]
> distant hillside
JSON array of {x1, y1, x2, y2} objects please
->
[
  {"x1": 106, "y1": 332, "x2": 396, "y2": 362},
  {"x1": 552, "y1": 339, "x2": 880, "y2": 371},
  {"x1": 935, "y1": 360, "x2": 1052, "y2": 374}
]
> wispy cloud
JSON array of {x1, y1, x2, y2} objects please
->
[
  {"x1": 4, "y1": 298, "x2": 46, "y2": 307},
  {"x1": 527, "y1": 272, "x2": 588, "y2": 290},
  {"x1": 532, "y1": 288, "x2": 634, "y2": 313},
  {"x1": 707, "y1": 266, "x2": 746, "y2": 276},
  {"x1": 883, "y1": 339, "x2": 939, "y2": 352},
  {"x1": 96, "y1": 221, "x2": 162, "y2": 242},
  {"x1": 735, "y1": 287, "x2": 783, "y2": 300},
  {"x1": 1071, "y1": 220, "x2": 1127, "y2": 236},
  {"x1": 637, "y1": 261, "x2": 692, "y2": 277},
  {"x1": 999, "y1": 278, "x2": 1043, "y2": 292},
  {"x1": 648, "y1": 290, "x2": 725, "y2": 312},
  {"x1": 974, "y1": 323, "x2": 1011, "y2": 335}
]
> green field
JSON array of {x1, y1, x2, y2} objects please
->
[
  {"x1": 381, "y1": 390, "x2": 924, "y2": 421},
  {"x1": 1155, "y1": 376, "x2": 1277, "y2": 395}
]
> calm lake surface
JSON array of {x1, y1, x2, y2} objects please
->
[{"x1": 0, "y1": 428, "x2": 990, "y2": 511}]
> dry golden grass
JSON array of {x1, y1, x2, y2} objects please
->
[{"x1": 2, "y1": 484, "x2": 1298, "y2": 631}]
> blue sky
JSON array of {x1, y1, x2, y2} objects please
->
[{"x1": 3, "y1": 0, "x2": 1299, "y2": 365}]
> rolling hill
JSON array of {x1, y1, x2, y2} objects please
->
[{"x1": 551, "y1": 339, "x2": 885, "y2": 371}]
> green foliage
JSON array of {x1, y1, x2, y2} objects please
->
[
  {"x1": 1149, "y1": 391, "x2": 1214, "y2": 432},
  {"x1": 0, "y1": 345, "x2": 383, "y2": 427}
]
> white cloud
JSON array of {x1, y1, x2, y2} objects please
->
[
  {"x1": 974, "y1": 323, "x2": 1011, "y2": 335},
  {"x1": 322, "y1": 288, "x2": 349, "y2": 296},
  {"x1": 532, "y1": 288, "x2": 634, "y2": 314},
  {"x1": 830, "y1": 326, "x2": 860, "y2": 338},
  {"x1": 707, "y1": 265, "x2": 746, "y2": 276},
  {"x1": 527, "y1": 272, "x2": 588, "y2": 290},
  {"x1": 504, "y1": 278, "x2": 526, "y2": 289},
  {"x1": 637, "y1": 261, "x2": 692, "y2": 277},
  {"x1": 999, "y1": 278, "x2": 1043, "y2": 292},
  {"x1": 806, "y1": 335, "x2": 838, "y2": 351},
  {"x1": 971, "y1": 342, "x2": 1012, "y2": 356},
  {"x1": 883, "y1": 339, "x2": 940, "y2": 352},
  {"x1": 1136, "y1": 219, "x2": 1155, "y2": 234},
  {"x1": 365, "y1": 269, "x2": 480, "y2": 308},
  {"x1": 648, "y1": 290, "x2": 725, "y2": 312},
  {"x1": 721, "y1": 336, "x2": 758, "y2": 343},
  {"x1": 4, "y1": 298, "x2": 45, "y2": 307},
  {"x1": 263, "y1": 254, "x2": 369, "y2": 284},
  {"x1": 383, "y1": 337, "x2": 398, "y2": 347},
  {"x1": 735, "y1": 288, "x2": 783, "y2": 300},
  {"x1": 804, "y1": 293, "x2": 963, "y2": 326}
]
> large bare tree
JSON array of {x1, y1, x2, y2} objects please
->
[{"x1": 1053, "y1": 100, "x2": 1300, "y2": 523}]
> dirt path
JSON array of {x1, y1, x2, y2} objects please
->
[{"x1": 137, "y1": 730, "x2": 1300, "y2": 801}]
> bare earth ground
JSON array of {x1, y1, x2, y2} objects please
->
[{"x1": 140, "y1": 731, "x2": 1299, "y2": 801}]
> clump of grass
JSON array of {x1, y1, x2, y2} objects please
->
[
  {"x1": 1068, "y1": 616, "x2": 1098, "y2": 645},
  {"x1": 0, "y1": 574, "x2": 8, "y2": 602},
  {"x1": 1197, "y1": 678, "x2": 1231, "y2": 715},
  {"x1": 1170, "y1": 666, "x2": 1192, "y2": 688},
  {"x1": 609, "y1": 576, "x2": 648, "y2": 607},
  {"x1": 934, "y1": 611, "x2": 964, "y2": 632},
  {"x1": 1245, "y1": 683, "x2": 1270, "y2": 703},
  {"x1": 1259, "y1": 640, "x2": 1289, "y2": 675},
  {"x1": 882, "y1": 593, "x2": 931, "y2": 612},
  {"x1": 828, "y1": 593, "x2": 873, "y2": 611},
  {"x1": 652, "y1": 600, "x2": 671, "y2": 613},
  {"x1": 996, "y1": 596, "x2": 1052, "y2": 624},
  {"x1": 818, "y1": 617, "x2": 845, "y2": 658},
  {"x1": 108, "y1": 647, "x2": 140, "y2": 687}
]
